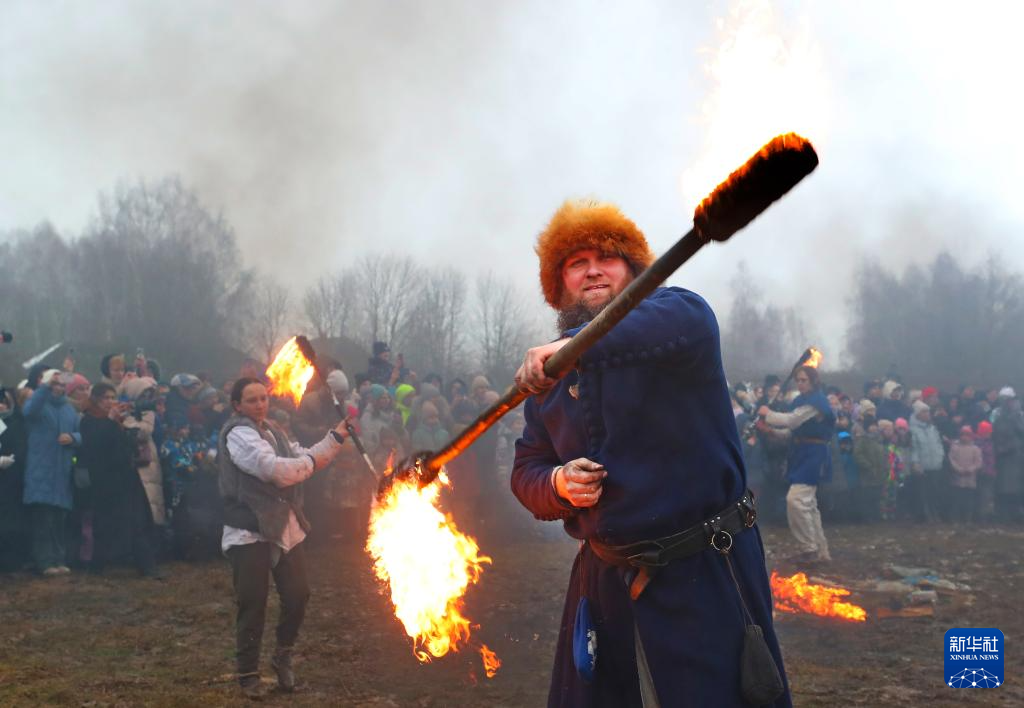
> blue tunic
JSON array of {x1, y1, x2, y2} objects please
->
[
  {"x1": 512, "y1": 287, "x2": 790, "y2": 708},
  {"x1": 787, "y1": 390, "x2": 835, "y2": 486}
]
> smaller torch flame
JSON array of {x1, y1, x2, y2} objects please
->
[
  {"x1": 802, "y1": 347, "x2": 823, "y2": 369},
  {"x1": 771, "y1": 571, "x2": 866, "y2": 622},
  {"x1": 480, "y1": 644, "x2": 501, "y2": 678},
  {"x1": 265, "y1": 336, "x2": 316, "y2": 406}
]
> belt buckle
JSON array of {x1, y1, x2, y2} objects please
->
[
  {"x1": 738, "y1": 494, "x2": 757, "y2": 528},
  {"x1": 628, "y1": 548, "x2": 668, "y2": 568},
  {"x1": 710, "y1": 529, "x2": 733, "y2": 554},
  {"x1": 706, "y1": 516, "x2": 733, "y2": 555}
]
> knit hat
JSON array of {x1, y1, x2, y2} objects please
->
[
  {"x1": 882, "y1": 380, "x2": 903, "y2": 399},
  {"x1": 196, "y1": 385, "x2": 218, "y2": 404},
  {"x1": 977, "y1": 421, "x2": 993, "y2": 438},
  {"x1": 417, "y1": 383, "x2": 440, "y2": 403},
  {"x1": 372, "y1": 341, "x2": 390, "y2": 357},
  {"x1": 921, "y1": 386, "x2": 938, "y2": 400},
  {"x1": 877, "y1": 419, "x2": 894, "y2": 433},
  {"x1": 65, "y1": 373, "x2": 90, "y2": 397},
  {"x1": 959, "y1": 425, "x2": 974, "y2": 436},
  {"x1": 170, "y1": 373, "x2": 201, "y2": 389},
  {"x1": 122, "y1": 376, "x2": 157, "y2": 401},
  {"x1": 858, "y1": 399, "x2": 877, "y2": 417},
  {"x1": 999, "y1": 386, "x2": 1017, "y2": 399},
  {"x1": 326, "y1": 369, "x2": 350, "y2": 395},
  {"x1": 895, "y1": 417, "x2": 909, "y2": 431},
  {"x1": 40, "y1": 369, "x2": 62, "y2": 385},
  {"x1": 368, "y1": 384, "x2": 388, "y2": 401},
  {"x1": 471, "y1": 375, "x2": 491, "y2": 392},
  {"x1": 535, "y1": 199, "x2": 655, "y2": 308},
  {"x1": 912, "y1": 399, "x2": 930, "y2": 415}
]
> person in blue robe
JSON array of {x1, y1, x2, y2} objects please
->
[{"x1": 512, "y1": 200, "x2": 790, "y2": 708}]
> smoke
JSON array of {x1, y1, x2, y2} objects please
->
[{"x1": 3, "y1": 0, "x2": 1024, "y2": 364}]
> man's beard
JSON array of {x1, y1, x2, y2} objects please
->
[{"x1": 556, "y1": 298, "x2": 609, "y2": 332}]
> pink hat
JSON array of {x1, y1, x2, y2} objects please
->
[
  {"x1": 960, "y1": 425, "x2": 974, "y2": 436},
  {"x1": 65, "y1": 373, "x2": 90, "y2": 397},
  {"x1": 895, "y1": 417, "x2": 909, "y2": 431}
]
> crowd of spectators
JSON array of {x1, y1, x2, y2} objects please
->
[
  {"x1": 734, "y1": 375, "x2": 1024, "y2": 527},
  {"x1": 0, "y1": 342, "x2": 524, "y2": 577}
]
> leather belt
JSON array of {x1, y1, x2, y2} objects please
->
[{"x1": 588, "y1": 490, "x2": 757, "y2": 599}]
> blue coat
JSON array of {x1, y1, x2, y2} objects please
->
[
  {"x1": 512, "y1": 287, "x2": 790, "y2": 708},
  {"x1": 787, "y1": 390, "x2": 835, "y2": 486},
  {"x1": 22, "y1": 386, "x2": 81, "y2": 510}
]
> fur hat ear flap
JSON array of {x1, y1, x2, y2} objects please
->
[{"x1": 535, "y1": 200, "x2": 655, "y2": 308}]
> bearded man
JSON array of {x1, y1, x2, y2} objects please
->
[{"x1": 512, "y1": 200, "x2": 789, "y2": 708}]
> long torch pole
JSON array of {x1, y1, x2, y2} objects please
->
[
  {"x1": 395, "y1": 133, "x2": 820, "y2": 490},
  {"x1": 294, "y1": 336, "x2": 379, "y2": 480}
]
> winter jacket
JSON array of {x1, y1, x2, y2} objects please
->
[
  {"x1": 853, "y1": 432, "x2": 889, "y2": 486},
  {"x1": 22, "y1": 386, "x2": 81, "y2": 510},
  {"x1": 123, "y1": 410, "x2": 166, "y2": 525},
  {"x1": 909, "y1": 415, "x2": 945, "y2": 472},
  {"x1": 948, "y1": 440, "x2": 982, "y2": 489}
]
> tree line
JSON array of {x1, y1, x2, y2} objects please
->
[
  {"x1": 4, "y1": 176, "x2": 1022, "y2": 389},
  {"x1": 0, "y1": 178, "x2": 549, "y2": 387}
]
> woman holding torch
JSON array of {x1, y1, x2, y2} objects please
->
[{"x1": 218, "y1": 377, "x2": 350, "y2": 698}]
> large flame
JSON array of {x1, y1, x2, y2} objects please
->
[
  {"x1": 265, "y1": 336, "x2": 315, "y2": 406},
  {"x1": 802, "y1": 347, "x2": 823, "y2": 369},
  {"x1": 682, "y1": 0, "x2": 829, "y2": 209},
  {"x1": 367, "y1": 470, "x2": 500, "y2": 677},
  {"x1": 771, "y1": 571, "x2": 867, "y2": 622}
]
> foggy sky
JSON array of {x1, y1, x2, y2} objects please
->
[{"x1": 3, "y1": 0, "x2": 1023, "y2": 366}]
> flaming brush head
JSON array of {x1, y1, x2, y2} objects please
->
[
  {"x1": 376, "y1": 450, "x2": 433, "y2": 498},
  {"x1": 293, "y1": 335, "x2": 317, "y2": 368},
  {"x1": 693, "y1": 133, "x2": 818, "y2": 243}
]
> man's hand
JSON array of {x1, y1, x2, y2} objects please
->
[
  {"x1": 515, "y1": 338, "x2": 571, "y2": 395},
  {"x1": 0, "y1": 455, "x2": 15, "y2": 469},
  {"x1": 57, "y1": 433, "x2": 73, "y2": 446},
  {"x1": 554, "y1": 457, "x2": 607, "y2": 508},
  {"x1": 757, "y1": 405, "x2": 771, "y2": 418}
]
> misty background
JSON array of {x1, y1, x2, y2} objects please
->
[{"x1": 2, "y1": 0, "x2": 1024, "y2": 387}]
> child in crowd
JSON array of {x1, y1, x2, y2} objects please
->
[
  {"x1": 948, "y1": 425, "x2": 982, "y2": 523},
  {"x1": 974, "y1": 421, "x2": 996, "y2": 521},
  {"x1": 159, "y1": 416, "x2": 201, "y2": 521}
]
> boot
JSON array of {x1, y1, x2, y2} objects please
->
[
  {"x1": 238, "y1": 672, "x2": 262, "y2": 700},
  {"x1": 271, "y1": 647, "x2": 296, "y2": 692}
]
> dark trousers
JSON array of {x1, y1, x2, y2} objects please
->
[
  {"x1": 30, "y1": 504, "x2": 67, "y2": 571},
  {"x1": 228, "y1": 541, "x2": 310, "y2": 676},
  {"x1": 951, "y1": 488, "x2": 976, "y2": 523}
]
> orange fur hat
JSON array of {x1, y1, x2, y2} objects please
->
[{"x1": 535, "y1": 199, "x2": 655, "y2": 308}]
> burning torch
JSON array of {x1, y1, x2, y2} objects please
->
[
  {"x1": 743, "y1": 346, "x2": 823, "y2": 438},
  {"x1": 268, "y1": 335, "x2": 379, "y2": 480},
  {"x1": 382, "y1": 133, "x2": 819, "y2": 493}
]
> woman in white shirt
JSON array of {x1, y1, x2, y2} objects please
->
[{"x1": 218, "y1": 376, "x2": 350, "y2": 698}]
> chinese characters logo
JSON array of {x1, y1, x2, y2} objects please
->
[{"x1": 945, "y1": 628, "x2": 1003, "y2": 688}]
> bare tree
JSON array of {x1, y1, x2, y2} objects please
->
[
  {"x1": 248, "y1": 274, "x2": 292, "y2": 362},
  {"x1": 303, "y1": 269, "x2": 361, "y2": 340},
  {"x1": 403, "y1": 267, "x2": 468, "y2": 381},
  {"x1": 475, "y1": 271, "x2": 540, "y2": 387},
  {"x1": 357, "y1": 254, "x2": 419, "y2": 349},
  {"x1": 721, "y1": 261, "x2": 809, "y2": 377}
]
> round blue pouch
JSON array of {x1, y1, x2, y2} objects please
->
[{"x1": 573, "y1": 597, "x2": 598, "y2": 682}]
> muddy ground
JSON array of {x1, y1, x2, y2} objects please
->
[{"x1": 1, "y1": 512, "x2": 1022, "y2": 706}]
